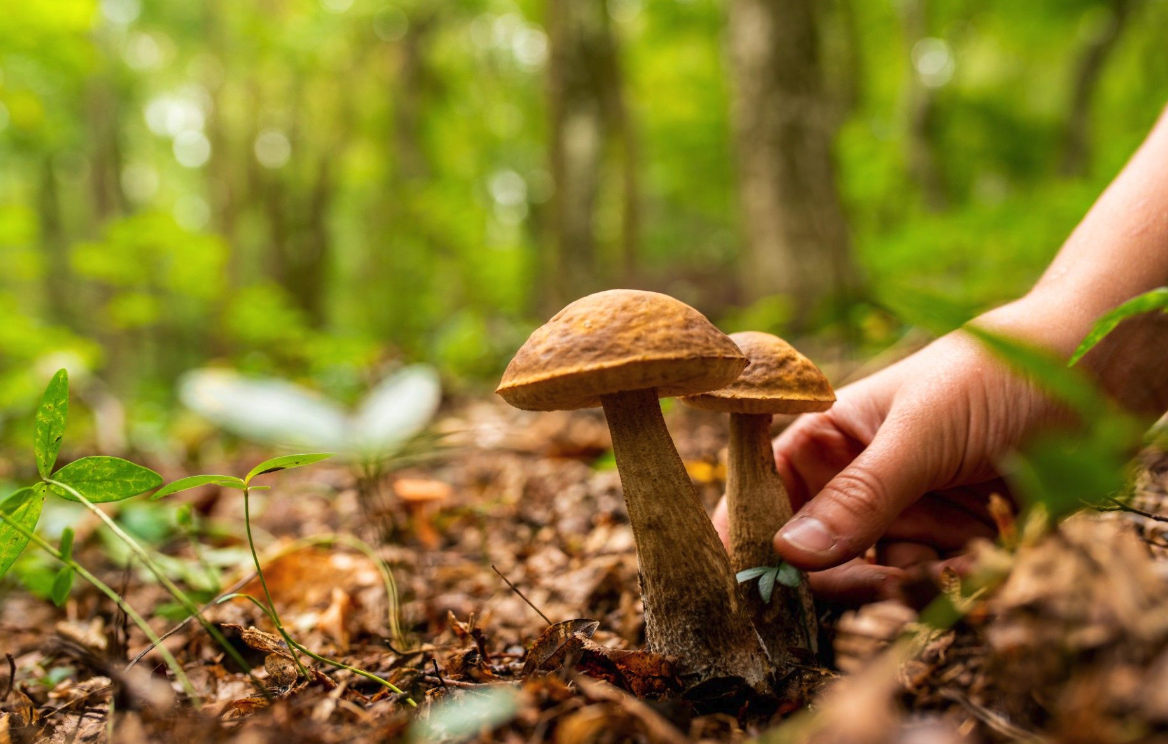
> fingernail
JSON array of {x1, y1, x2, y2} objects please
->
[{"x1": 779, "y1": 517, "x2": 836, "y2": 555}]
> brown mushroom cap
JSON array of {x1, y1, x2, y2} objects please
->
[
  {"x1": 681, "y1": 331, "x2": 835, "y2": 415},
  {"x1": 497, "y1": 289, "x2": 747, "y2": 411}
]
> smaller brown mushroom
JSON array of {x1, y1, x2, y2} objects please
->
[
  {"x1": 681, "y1": 331, "x2": 835, "y2": 667},
  {"x1": 395, "y1": 477, "x2": 452, "y2": 549}
]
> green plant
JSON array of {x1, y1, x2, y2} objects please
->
[
  {"x1": 152, "y1": 455, "x2": 417, "y2": 706},
  {"x1": 735, "y1": 562, "x2": 802, "y2": 605},
  {"x1": 178, "y1": 365, "x2": 444, "y2": 540},
  {"x1": 1069, "y1": 287, "x2": 1168, "y2": 365},
  {"x1": 0, "y1": 369, "x2": 230, "y2": 702}
]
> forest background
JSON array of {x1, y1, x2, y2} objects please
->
[{"x1": 1, "y1": 0, "x2": 1165, "y2": 456}]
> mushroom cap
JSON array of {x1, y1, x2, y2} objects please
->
[
  {"x1": 394, "y1": 477, "x2": 452, "y2": 504},
  {"x1": 680, "y1": 331, "x2": 835, "y2": 415},
  {"x1": 496, "y1": 289, "x2": 747, "y2": 411}
]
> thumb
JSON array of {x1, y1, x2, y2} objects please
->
[{"x1": 773, "y1": 413, "x2": 938, "y2": 570}]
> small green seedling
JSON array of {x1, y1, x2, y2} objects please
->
[
  {"x1": 0, "y1": 369, "x2": 270, "y2": 702},
  {"x1": 1, "y1": 370, "x2": 202, "y2": 700},
  {"x1": 154, "y1": 453, "x2": 416, "y2": 706},
  {"x1": 736, "y1": 561, "x2": 801, "y2": 604}
]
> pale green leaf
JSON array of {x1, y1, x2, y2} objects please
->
[
  {"x1": 0, "y1": 487, "x2": 45, "y2": 578},
  {"x1": 49, "y1": 457, "x2": 163, "y2": 503},
  {"x1": 963, "y1": 325, "x2": 1102, "y2": 419},
  {"x1": 34, "y1": 369, "x2": 69, "y2": 479},
  {"x1": 775, "y1": 562, "x2": 802, "y2": 588},
  {"x1": 735, "y1": 566, "x2": 771, "y2": 583},
  {"x1": 1070, "y1": 287, "x2": 1168, "y2": 365},
  {"x1": 151, "y1": 475, "x2": 244, "y2": 501},
  {"x1": 58, "y1": 527, "x2": 75, "y2": 562},
  {"x1": 179, "y1": 370, "x2": 348, "y2": 450},
  {"x1": 758, "y1": 568, "x2": 778, "y2": 604},
  {"x1": 51, "y1": 567, "x2": 75, "y2": 606},
  {"x1": 244, "y1": 453, "x2": 332, "y2": 485}
]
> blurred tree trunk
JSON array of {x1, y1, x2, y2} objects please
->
[
  {"x1": 291, "y1": 155, "x2": 334, "y2": 325},
  {"x1": 393, "y1": 12, "x2": 434, "y2": 183},
  {"x1": 204, "y1": 0, "x2": 243, "y2": 289},
  {"x1": 900, "y1": 0, "x2": 948, "y2": 212},
  {"x1": 1060, "y1": 0, "x2": 1137, "y2": 178},
  {"x1": 727, "y1": 0, "x2": 856, "y2": 329},
  {"x1": 822, "y1": 0, "x2": 862, "y2": 129},
  {"x1": 264, "y1": 78, "x2": 349, "y2": 328},
  {"x1": 267, "y1": 152, "x2": 336, "y2": 328},
  {"x1": 599, "y1": 25, "x2": 639, "y2": 287},
  {"x1": 38, "y1": 157, "x2": 74, "y2": 326},
  {"x1": 543, "y1": 0, "x2": 638, "y2": 312},
  {"x1": 87, "y1": 78, "x2": 128, "y2": 221}
]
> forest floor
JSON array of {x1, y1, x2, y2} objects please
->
[{"x1": 3, "y1": 398, "x2": 1168, "y2": 744}]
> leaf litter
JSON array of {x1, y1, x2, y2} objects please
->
[{"x1": 3, "y1": 402, "x2": 1168, "y2": 743}]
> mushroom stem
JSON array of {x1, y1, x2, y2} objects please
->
[
  {"x1": 600, "y1": 388, "x2": 770, "y2": 690},
  {"x1": 726, "y1": 412, "x2": 818, "y2": 663}
]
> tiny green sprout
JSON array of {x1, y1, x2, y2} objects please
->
[
  {"x1": 736, "y1": 561, "x2": 802, "y2": 604},
  {"x1": 175, "y1": 503, "x2": 194, "y2": 529},
  {"x1": 154, "y1": 451, "x2": 416, "y2": 706},
  {"x1": 0, "y1": 368, "x2": 269, "y2": 702},
  {"x1": 50, "y1": 566, "x2": 75, "y2": 607},
  {"x1": 58, "y1": 528, "x2": 75, "y2": 562}
]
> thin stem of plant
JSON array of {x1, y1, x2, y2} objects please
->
[
  {"x1": 1100, "y1": 497, "x2": 1168, "y2": 523},
  {"x1": 44, "y1": 478, "x2": 267, "y2": 697},
  {"x1": 0, "y1": 510, "x2": 200, "y2": 704},
  {"x1": 491, "y1": 564, "x2": 551, "y2": 625},
  {"x1": 220, "y1": 592, "x2": 417, "y2": 707},
  {"x1": 242, "y1": 487, "x2": 309, "y2": 678},
  {"x1": 284, "y1": 533, "x2": 405, "y2": 648},
  {"x1": 127, "y1": 532, "x2": 407, "y2": 669}
]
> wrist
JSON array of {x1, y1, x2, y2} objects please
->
[
  {"x1": 972, "y1": 292, "x2": 1091, "y2": 360},
  {"x1": 977, "y1": 289, "x2": 1168, "y2": 418}
]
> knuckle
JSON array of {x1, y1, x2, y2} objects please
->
[{"x1": 824, "y1": 465, "x2": 892, "y2": 525}]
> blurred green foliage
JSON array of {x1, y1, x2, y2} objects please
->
[{"x1": 1, "y1": 0, "x2": 1166, "y2": 446}]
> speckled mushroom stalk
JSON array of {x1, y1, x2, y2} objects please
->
[
  {"x1": 601, "y1": 388, "x2": 771, "y2": 689},
  {"x1": 497, "y1": 290, "x2": 771, "y2": 691},
  {"x1": 725, "y1": 410, "x2": 819, "y2": 662},
  {"x1": 682, "y1": 332, "x2": 836, "y2": 669}
]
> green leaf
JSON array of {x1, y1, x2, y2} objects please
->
[
  {"x1": 775, "y1": 562, "x2": 802, "y2": 588},
  {"x1": 963, "y1": 325, "x2": 1103, "y2": 419},
  {"x1": 736, "y1": 566, "x2": 772, "y2": 583},
  {"x1": 50, "y1": 567, "x2": 75, "y2": 607},
  {"x1": 151, "y1": 474, "x2": 244, "y2": 501},
  {"x1": 176, "y1": 503, "x2": 194, "y2": 528},
  {"x1": 758, "y1": 568, "x2": 778, "y2": 604},
  {"x1": 1070, "y1": 287, "x2": 1168, "y2": 365},
  {"x1": 58, "y1": 527, "x2": 75, "y2": 562},
  {"x1": 49, "y1": 457, "x2": 164, "y2": 503},
  {"x1": 244, "y1": 453, "x2": 332, "y2": 485},
  {"x1": 0, "y1": 487, "x2": 45, "y2": 578},
  {"x1": 34, "y1": 369, "x2": 69, "y2": 479},
  {"x1": 1005, "y1": 427, "x2": 1134, "y2": 520}
]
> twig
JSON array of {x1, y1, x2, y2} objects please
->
[
  {"x1": 939, "y1": 688, "x2": 1048, "y2": 744},
  {"x1": 430, "y1": 659, "x2": 448, "y2": 692},
  {"x1": 1100, "y1": 497, "x2": 1168, "y2": 524},
  {"x1": 116, "y1": 560, "x2": 133, "y2": 662},
  {"x1": 491, "y1": 564, "x2": 552, "y2": 625},
  {"x1": 419, "y1": 675, "x2": 483, "y2": 689},
  {"x1": 3, "y1": 653, "x2": 14, "y2": 701}
]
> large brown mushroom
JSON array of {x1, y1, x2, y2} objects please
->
[
  {"x1": 497, "y1": 290, "x2": 771, "y2": 689},
  {"x1": 681, "y1": 331, "x2": 835, "y2": 667}
]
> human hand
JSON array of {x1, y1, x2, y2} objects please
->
[{"x1": 714, "y1": 299, "x2": 1070, "y2": 605}]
